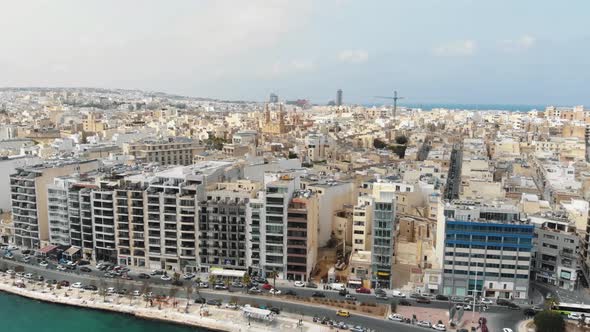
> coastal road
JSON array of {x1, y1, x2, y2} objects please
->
[
  {"x1": 1, "y1": 258, "x2": 427, "y2": 332},
  {"x1": 0, "y1": 254, "x2": 528, "y2": 331}
]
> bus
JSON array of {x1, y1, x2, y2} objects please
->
[{"x1": 552, "y1": 302, "x2": 590, "y2": 316}]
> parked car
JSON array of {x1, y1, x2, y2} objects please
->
[
  {"x1": 480, "y1": 298, "x2": 493, "y2": 304},
  {"x1": 225, "y1": 303, "x2": 239, "y2": 310},
  {"x1": 416, "y1": 321, "x2": 431, "y2": 328},
  {"x1": 388, "y1": 314, "x2": 404, "y2": 321},
  {"x1": 84, "y1": 285, "x2": 98, "y2": 291},
  {"x1": 285, "y1": 290, "x2": 297, "y2": 296},
  {"x1": 261, "y1": 283, "x2": 273, "y2": 290},
  {"x1": 24, "y1": 273, "x2": 33, "y2": 279},
  {"x1": 231, "y1": 281, "x2": 244, "y2": 288},
  {"x1": 416, "y1": 296, "x2": 431, "y2": 304},
  {"x1": 138, "y1": 273, "x2": 150, "y2": 279},
  {"x1": 294, "y1": 281, "x2": 305, "y2": 287},
  {"x1": 206, "y1": 299, "x2": 222, "y2": 306},
  {"x1": 38, "y1": 261, "x2": 48, "y2": 267},
  {"x1": 568, "y1": 313, "x2": 582, "y2": 320},
  {"x1": 391, "y1": 290, "x2": 406, "y2": 298},
  {"x1": 336, "y1": 309, "x2": 351, "y2": 317},
  {"x1": 450, "y1": 296, "x2": 463, "y2": 302},
  {"x1": 523, "y1": 308, "x2": 536, "y2": 316},
  {"x1": 398, "y1": 299, "x2": 412, "y2": 306},
  {"x1": 79, "y1": 266, "x2": 92, "y2": 272},
  {"x1": 432, "y1": 323, "x2": 447, "y2": 331},
  {"x1": 375, "y1": 293, "x2": 388, "y2": 299},
  {"x1": 269, "y1": 307, "x2": 281, "y2": 314},
  {"x1": 269, "y1": 288, "x2": 281, "y2": 295},
  {"x1": 435, "y1": 294, "x2": 449, "y2": 301},
  {"x1": 132, "y1": 290, "x2": 141, "y2": 297},
  {"x1": 194, "y1": 297, "x2": 206, "y2": 304},
  {"x1": 355, "y1": 287, "x2": 371, "y2": 294},
  {"x1": 496, "y1": 298, "x2": 511, "y2": 306},
  {"x1": 150, "y1": 270, "x2": 164, "y2": 276},
  {"x1": 248, "y1": 287, "x2": 262, "y2": 294},
  {"x1": 305, "y1": 282, "x2": 318, "y2": 288},
  {"x1": 339, "y1": 289, "x2": 349, "y2": 296},
  {"x1": 507, "y1": 302, "x2": 520, "y2": 310},
  {"x1": 410, "y1": 293, "x2": 421, "y2": 299},
  {"x1": 198, "y1": 282, "x2": 209, "y2": 288},
  {"x1": 312, "y1": 292, "x2": 326, "y2": 298},
  {"x1": 71, "y1": 282, "x2": 83, "y2": 288},
  {"x1": 59, "y1": 280, "x2": 70, "y2": 287},
  {"x1": 160, "y1": 274, "x2": 171, "y2": 281},
  {"x1": 183, "y1": 273, "x2": 196, "y2": 280},
  {"x1": 345, "y1": 294, "x2": 357, "y2": 301},
  {"x1": 56, "y1": 265, "x2": 67, "y2": 271}
]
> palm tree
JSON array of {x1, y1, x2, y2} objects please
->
[
  {"x1": 242, "y1": 274, "x2": 251, "y2": 286},
  {"x1": 268, "y1": 269, "x2": 278, "y2": 289},
  {"x1": 184, "y1": 284, "x2": 193, "y2": 313}
]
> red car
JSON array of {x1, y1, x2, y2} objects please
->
[
  {"x1": 262, "y1": 283, "x2": 273, "y2": 290},
  {"x1": 355, "y1": 287, "x2": 371, "y2": 294}
]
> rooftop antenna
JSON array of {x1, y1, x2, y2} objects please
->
[{"x1": 374, "y1": 90, "x2": 404, "y2": 121}]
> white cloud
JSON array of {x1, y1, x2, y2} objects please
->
[
  {"x1": 499, "y1": 35, "x2": 536, "y2": 53},
  {"x1": 338, "y1": 49, "x2": 369, "y2": 63},
  {"x1": 433, "y1": 40, "x2": 476, "y2": 57}
]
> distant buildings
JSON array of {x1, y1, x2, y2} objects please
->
[{"x1": 336, "y1": 89, "x2": 343, "y2": 106}]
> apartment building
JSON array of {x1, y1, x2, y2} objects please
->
[
  {"x1": 352, "y1": 196, "x2": 373, "y2": 253},
  {"x1": 530, "y1": 213, "x2": 580, "y2": 291},
  {"x1": 124, "y1": 137, "x2": 204, "y2": 166},
  {"x1": 441, "y1": 218, "x2": 533, "y2": 300},
  {"x1": 10, "y1": 159, "x2": 99, "y2": 248},
  {"x1": 370, "y1": 187, "x2": 396, "y2": 289},
  {"x1": 286, "y1": 190, "x2": 319, "y2": 281},
  {"x1": 197, "y1": 180, "x2": 259, "y2": 272}
]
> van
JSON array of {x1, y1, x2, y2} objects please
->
[{"x1": 329, "y1": 283, "x2": 346, "y2": 291}]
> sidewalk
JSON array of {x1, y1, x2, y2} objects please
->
[{"x1": 0, "y1": 273, "x2": 329, "y2": 332}]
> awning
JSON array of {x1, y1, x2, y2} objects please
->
[
  {"x1": 377, "y1": 271, "x2": 390, "y2": 277},
  {"x1": 347, "y1": 280, "x2": 362, "y2": 285},
  {"x1": 38, "y1": 245, "x2": 58, "y2": 254},
  {"x1": 211, "y1": 269, "x2": 246, "y2": 278},
  {"x1": 428, "y1": 284, "x2": 439, "y2": 290},
  {"x1": 65, "y1": 246, "x2": 80, "y2": 256}
]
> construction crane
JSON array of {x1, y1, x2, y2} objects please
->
[{"x1": 374, "y1": 90, "x2": 404, "y2": 121}]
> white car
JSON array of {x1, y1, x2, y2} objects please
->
[
  {"x1": 502, "y1": 329, "x2": 514, "y2": 332},
  {"x1": 107, "y1": 287, "x2": 116, "y2": 294},
  {"x1": 392, "y1": 290, "x2": 406, "y2": 298},
  {"x1": 56, "y1": 265, "x2": 67, "y2": 271},
  {"x1": 132, "y1": 290, "x2": 141, "y2": 297},
  {"x1": 388, "y1": 314, "x2": 404, "y2": 322},
  {"x1": 182, "y1": 273, "x2": 196, "y2": 280},
  {"x1": 225, "y1": 303, "x2": 239, "y2": 310},
  {"x1": 71, "y1": 282, "x2": 83, "y2": 288},
  {"x1": 160, "y1": 274, "x2": 171, "y2": 281},
  {"x1": 269, "y1": 288, "x2": 281, "y2": 295},
  {"x1": 432, "y1": 323, "x2": 447, "y2": 331},
  {"x1": 480, "y1": 298, "x2": 493, "y2": 304},
  {"x1": 39, "y1": 261, "x2": 48, "y2": 267},
  {"x1": 24, "y1": 273, "x2": 33, "y2": 279},
  {"x1": 294, "y1": 281, "x2": 305, "y2": 287},
  {"x1": 568, "y1": 313, "x2": 582, "y2": 320},
  {"x1": 417, "y1": 321, "x2": 432, "y2": 328}
]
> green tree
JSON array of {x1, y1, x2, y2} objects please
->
[
  {"x1": 242, "y1": 274, "x2": 251, "y2": 286},
  {"x1": 373, "y1": 139, "x2": 387, "y2": 149},
  {"x1": 534, "y1": 310, "x2": 565, "y2": 332},
  {"x1": 208, "y1": 274, "x2": 216, "y2": 286}
]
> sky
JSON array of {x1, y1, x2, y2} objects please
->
[{"x1": 1, "y1": 0, "x2": 589, "y2": 105}]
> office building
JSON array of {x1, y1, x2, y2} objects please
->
[{"x1": 441, "y1": 218, "x2": 534, "y2": 300}]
